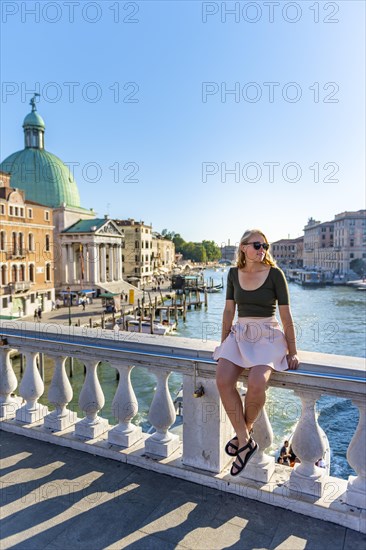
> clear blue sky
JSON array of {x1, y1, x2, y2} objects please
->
[{"x1": 1, "y1": 1, "x2": 364, "y2": 248}]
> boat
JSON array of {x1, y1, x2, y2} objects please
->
[
  {"x1": 116, "y1": 315, "x2": 177, "y2": 335},
  {"x1": 294, "y1": 270, "x2": 325, "y2": 287}
]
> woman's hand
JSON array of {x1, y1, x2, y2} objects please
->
[{"x1": 286, "y1": 354, "x2": 299, "y2": 370}]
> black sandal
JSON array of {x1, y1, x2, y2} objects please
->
[
  {"x1": 225, "y1": 429, "x2": 253, "y2": 457},
  {"x1": 230, "y1": 437, "x2": 258, "y2": 477},
  {"x1": 225, "y1": 436, "x2": 239, "y2": 456}
]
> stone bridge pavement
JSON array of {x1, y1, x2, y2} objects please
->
[{"x1": 1, "y1": 432, "x2": 365, "y2": 550}]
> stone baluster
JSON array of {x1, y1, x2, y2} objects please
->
[
  {"x1": 240, "y1": 392, "x2": 275, "y2": 482},
  {"x1": 145, "y1": 368, "x2": 180, "y2": 457},
  {"x1": 16, "y1": 351, "x2": 48, "y2": 423},
  {"x1": 289, "y1": 390, "x2": 326, "y2": 497},
  {"x1": 108, "y1": 364, "x2": 142, "y2": 447},
  {"x1": 0, "y1": 349, "x2": 21, "y2": 419},
  {"x1": 346, "y1": 397, "x2": 366, "y2": 508},
  {"x1": 74, "y1": 359, "x2": 109, "y2": 439},
  {"x1": 44, "y1": 356, "x2": 78, "y2": 432}
]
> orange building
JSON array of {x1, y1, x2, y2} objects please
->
[{"x1": 0, "y1": 171, "x2": 55, "y2": 318}]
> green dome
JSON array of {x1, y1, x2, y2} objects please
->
[
  {"x1": 0, "y1": 148, "x2": 80, "y2": 208},
  {"x1": 23, "y1": 111, "x2": 45, "y2": 129}
]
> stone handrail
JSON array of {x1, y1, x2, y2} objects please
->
[{"x1": 0, "y1": 320, "x2": 365, "y2": 533}]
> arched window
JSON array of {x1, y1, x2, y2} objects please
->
[
  {"x1": 1, "y1": 265, "x2": 7, "y2": 285},
  {"x1": 46, "y1": 263, "x2": 51, "y2": 281},
  {"x1": 29, "y1": 264, "x2": 35, "y2": 282},
  {"x1": 19, "y1": 233, "x2": 24, "y2": 254},
  {"x1": 11, "y1": 265, "x2": 17, "y2": 283},
  {"x1": 12, "y1": 232, "x2": 17, "y2": 255},
  {"x1": 19, "y1": 265, "x2": 25, "y2": 282},
  {"x1": 28, "y1": 233, "x2": 34, "y2": 251}
]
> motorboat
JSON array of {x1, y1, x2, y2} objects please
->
[{"x1": 117, "y1": 315, "x2": 176, "y2": 335}]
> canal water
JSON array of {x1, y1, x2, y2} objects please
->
[{"x1": 12, "y1": 269, "x2": 365, "y2": 480}]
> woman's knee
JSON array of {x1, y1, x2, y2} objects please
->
[
  {"x1": 247, "y1": 367, "x2": 272, "y2": 394},
  {"x1": 216, "y1": 359, "x2": 240, "y2": 390}
]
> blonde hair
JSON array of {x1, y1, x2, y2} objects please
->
[{"x1": 236, "y1": 229, "x2": 276, "y2": 269}]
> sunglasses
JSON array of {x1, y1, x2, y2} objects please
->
[{"x1": 246, "y1": 242, "x2": 269, "y2": 251}]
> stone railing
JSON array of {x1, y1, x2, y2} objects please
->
[{"x1": 0, "y1": 321, "x2": 365, "y2": 533}]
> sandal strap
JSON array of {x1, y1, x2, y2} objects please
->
[{"x1": 231, "y1": 438, "x2": 255, "y2": 469}]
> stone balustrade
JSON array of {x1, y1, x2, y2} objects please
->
[{"x1": 0, "y1": 321, "x2": 365, "y2": 533}]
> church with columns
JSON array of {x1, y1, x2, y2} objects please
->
[
  {"x1": 0, "y1": 97, "x2": 142, "y2": 306},
  {"x1": 60, "y1": 217, "x2": 125, "y2": 291}
]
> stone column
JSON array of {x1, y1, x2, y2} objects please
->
[
  {"x1": 0, "y1": 348, "x2": 21, "y2": 419},
  {"x1": 16, "y1": 351, "x2": 48, "y2": 423},
  {"x1": 100, "y1": 246, "x2": 106, "y2": 283},
  {"x1": 62, "y1": 245, "x2": 69, "y2": 284},
  {"x1": 89, "y1": 243, "x2": 99, "y2": 284},
  {"x1": 108, "y1": 363, "x2": 142, "y2": 447},
  {"x1": 346, "y1": 397, "x2": 366, "y2": 508},
  {"x1": 83, "y1": 244, "x2": 89, "y2": 284},
  {"x1": 118, "y1": 245, "x2": 123, "y2": 280},
  {"x1": 113, "y1": 245, "x2": 117, "y2": 281},
  {"x1": 75, "y1": 359, "x2": 109, "y2": 439},
  {"x1": 68, "y1": 244, "x2": 75, "y2": 284},
  {"x1": 145, "y1": 368, "x2": 180, "y2": 457},
  {"x1": 44, "y1": 356, "x2": 78, "y2": 431},
  {"x1": 289, "y1": 390, "x2": 326, "y2": 497},
  {"x1": 109, "y1": 244, "x2": 114, "y2": 281},
  {"x1": 182, "y1": 372, "x2": 232, "y2": 473}
]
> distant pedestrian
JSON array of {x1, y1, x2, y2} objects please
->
[
  {"x1": 37, "y1": 307, "x2": 42, "y2": 321},
  {"x1": 34, "y1": 309, "x2": 38, "y2": 321}
]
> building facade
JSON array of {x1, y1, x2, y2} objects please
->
[
  {"x1": 303, "y1": 218, "x2": 334, "y2": 270},
  {"x1": 59, "y1": 218, "x2": 125, "y2": 292},
  {"x1": 0, "y1": 171, "x2": 55, "y2": 318},
  {"x1": 270, "y1": 237, "x2": 304, "y2": 268},
  {"x1": 115, "y1": 219, "x2": 153, "y2": 285},
  {"x1": 151, "y1": 233, "x2": 175, "y2": 275},
  {"x1": 332, "y1": 210, "x2": 366, "y2": 274}
]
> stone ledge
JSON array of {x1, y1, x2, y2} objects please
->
[{"x1": 1, "y1": 419, "x2": 364, "y2": 534}]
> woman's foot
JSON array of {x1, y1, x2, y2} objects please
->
[
  {"x1": 225, "y1": 436, "x2": 239, "y2": 456},
  {"x1": 225, "y1": 428, "x2": 253, "y2": 456},
  {"x1": 230, "y1": 437, "x2": 258, "y2": 476}
]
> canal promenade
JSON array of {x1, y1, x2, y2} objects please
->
[{"x1": 1, "y1": 430, "x2": 365, "y2": 550}]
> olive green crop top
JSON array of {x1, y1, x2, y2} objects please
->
[{"x1": 226, "y1": 267, "x2": 289, "y2": 317}]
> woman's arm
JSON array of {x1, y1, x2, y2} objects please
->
[
  {"x1": 279, "y1": 304, "x2": 299, "y2": 370},
  {"x1": 221, "y1": 300, "x2": 236, "y2": 342}
]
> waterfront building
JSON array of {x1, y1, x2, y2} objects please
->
[
  {"x1": 220, "y1": 244, "x2": 237, "y2": 263},
  {"x1": 332, "y1": 210, "x2": 366, "y2": 275},
  {"x1": 114, "y1": 219, "x2": 153, "y2": 285},
  {"x1": 0, "y1": 98, "x2": 96, "y2": 292},
  {"x1": 270, "y1": 237, "x2": 304, "y2": 268},
  {"x1": 59, "y1": 216, "x2": 126, "y2": 295},
  {"x1": 0, "y1": 171, "x2": 55, "y2": 318},
  {"x1": 302, "y1": 211, "x2": 366, "y2": 275},
  {"x1": 151, "y1": 232, "x2": 175, "y2": 276},
  {"x1": 303, "y1": 217, "x2": 334, "y2": 270}
]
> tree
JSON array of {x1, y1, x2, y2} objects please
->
[{"x1": 202, "y1": 240, "x2": 221, "y2": 261}]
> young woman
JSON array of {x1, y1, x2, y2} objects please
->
[{"x1": 214, "y1": 229, "x2": 299, "y2": 476}]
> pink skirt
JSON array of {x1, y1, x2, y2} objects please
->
[{"x1": 213, "y1": 316, "x2": 289, "y2": 372}]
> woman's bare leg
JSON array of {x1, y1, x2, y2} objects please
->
[
  {"x1": 216, "y1": 358, "x2": 250, "y2": 442},
  {"x1": 244, "y1": 365, "x2": 273, "y2": 432}
]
